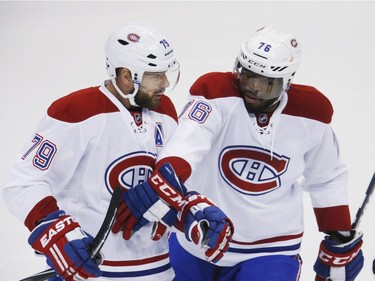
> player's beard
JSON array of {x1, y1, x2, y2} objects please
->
[
  {"x1": 134, "y1": 87, "x2": 165, "y2": 109},
  {"x1": 242, "y1": 95, "x2": 279, "y2": 114}
]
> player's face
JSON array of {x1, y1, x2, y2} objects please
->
[
  {"x1": 238, "y1": 69, "x2": 283, "y2": 113},
  {"x1": 134, "y1": 71, "x2": 170, "y2": 109}
]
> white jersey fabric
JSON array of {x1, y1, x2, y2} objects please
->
[
  {"x1": 157, "y1": 72, "x2": 351, "y2": 267},
  {"x1": 3, "y1": 82, "x2": 178, "y2": 280}
]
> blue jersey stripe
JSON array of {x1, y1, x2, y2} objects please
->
[
  {"x1": 101, "y1": 263, "x2": 171, "y2": 277},
  {"x1": 228, "y1": 243, "x2": 301, "y2": 254}
]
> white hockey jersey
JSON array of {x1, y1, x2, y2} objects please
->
[
  {"x1": 3, "y1": 82, "x2": 178, "y2": 280},
  {"x1": 157, "y1": 72, "x2": 352, "y2": 266}
]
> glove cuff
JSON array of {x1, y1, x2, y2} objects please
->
[
  {"x1": 148, "y1": 168, "x2": 186, "y2": 210},
  {"x1": 318, "y1": 239, "x2": 363, "y2": 267},
  {"x1": 28, "y1": 211, "x2": 80, "y2": 252},
  {"x1": 324, "y1": 231, "x2": 363, "y2": 250}
]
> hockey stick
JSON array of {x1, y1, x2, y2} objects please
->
[
  {"x1": 325, "y1": 172, "x2": 375, "y2": 281},
  {"x1": 351, "y1": 171, "x2": 375, "y2": 229},
  {"x1": 19, "y1": 186, "x2": 123, "y2": 281}
]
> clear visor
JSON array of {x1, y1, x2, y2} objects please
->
[
  {"x1": 138, "y1": 61, "x2": 180, "y2": 94},
  {"x1": 237, "y1": 67, "x2": 285, "y2": 100}
]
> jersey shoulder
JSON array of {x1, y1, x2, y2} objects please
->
[
  {"x1": 151, "y1": 95, "x2": 178, "y2": 123},
  {"x1": 282, "y1": 84, "x2": 333, "y2": 124},
  {"x1": 190, "y1": 72, "x2": 241, "y2": 100},
  {"x1": 47, "y1": 86, "x2": 119, "y2": 123}
]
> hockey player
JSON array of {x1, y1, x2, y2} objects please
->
[
  {"x1": 155, "y1": 26, "x2": 364, "y2": 280},
  {"x1": 2, "y1": 22, "x2": 232, "y2": 281}
]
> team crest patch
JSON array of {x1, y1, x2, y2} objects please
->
[
  {"x1": 219, "y1": 145, "x2": 290, "y2": 195},
  {"x1": 127, "y1": 33, "x2": 140, "y2": 43},
  {"x1": 104, "y1": 151, "x2": 156, "y2": 194},
  {"x1": 290, "y1": 38, "x2": 298, "y2": 48}
]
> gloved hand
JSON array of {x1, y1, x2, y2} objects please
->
[
  {"x1": 178, "y1": 192, "x2": 234, "y2": 263},
  {"x1": 314, "y1": 230, "x2": 364, "y2": 281},
  {"x1": 28, "y1": 210, "x2": 102, "y2": 280},
  {"x1": 112, "y1": 163, "x2": 187, "y2": 240}
]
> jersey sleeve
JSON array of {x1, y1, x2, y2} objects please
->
[
  {"x1": 2, "y1": 114, "x2": 87, "y2": 230},
  {"x1": 157, "y1": 95, "x2": 225, "y2": 183},
  {"x1": 301, "y1": 125, "x2": 351, "y2": 231}
]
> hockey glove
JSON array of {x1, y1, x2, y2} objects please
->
[
  {"x1": 178, "y1": 192, "x2": 234, "y2": 263},
  {"x1": 28, "y1": 210, "x2": 102, "y2": 280},
  {"x1": 314, "y1": 230, "x2": 363, "y2": 281},
  {"x1": 112, "y1": 163, "x2": 187, "y2": 240}
]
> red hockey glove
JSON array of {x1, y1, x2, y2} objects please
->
[
  {"x1": 28, "y1": 210, "x2": 102, "y2": 280},
  {"x1": 112, "y1": 163, "x2": 187, "y2": 240},
  {"x1": 177, "y1": 192, "x2": 234, "y2": 263},
  {"x1": 314, "y1": 230, "x2": 363, "y2": 281}
]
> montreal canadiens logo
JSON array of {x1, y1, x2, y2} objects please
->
[
  {"x1": 219, "y1": 146, "x2": 290, "y2": 195},
  {"x1": 127, "y1": 33, "x2": 140, "y2": 43},
  {"x1": 105, "y1": 151, "x2": 156, "y2": 194}
]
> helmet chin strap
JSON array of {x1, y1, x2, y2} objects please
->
[{"x1": 111, "y1": 77, "x2": 140, "y2": 107}]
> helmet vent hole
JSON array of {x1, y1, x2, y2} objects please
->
[
  {"x1": 148, "y1": 63, "x2": 157, "y2": 67},
  {"x1": 118, "y1": 39, "x2": 129, "y2": 46},
  {"x1": 147, "y1": 54, "x2": 157, "y2": 59}
]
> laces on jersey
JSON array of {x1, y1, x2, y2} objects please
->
[
  {"x1": 130, "y1": 121, "x2": 147, "y2": 133},
  {"x1": 130, "y1": 114, "x2": 165, "y2": 155},
  {"x1": 251, "y1": 120, "x2": 276, "y2": 160}
]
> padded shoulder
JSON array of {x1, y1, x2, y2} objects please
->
[
  {"x1": 47, "y1": 86, "x2": 119, "y2": 123},
  {"x1": 283, "y1": 84, "x2": 333, "y2": 124},
  {"x1": 152, "y1": 95, "x2": 178, "y2": 123},
  {"x1": 190, "y1": 72, "x2": 241, "y2": 99}
]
